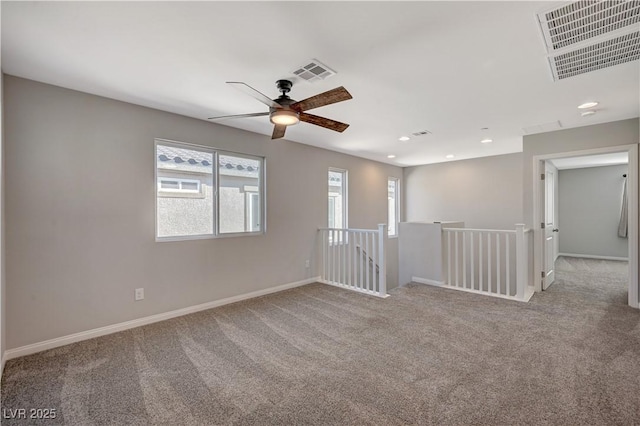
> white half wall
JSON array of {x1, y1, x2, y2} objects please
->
[
  {"x1": 404, "y1": 153, "x2": 523, "y2": 229},
  {"x1": 3, "y1": 76, "x2": 402, "y2": 350}
]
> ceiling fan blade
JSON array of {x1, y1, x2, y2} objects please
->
[
  {"x1": 208, "y1": 112, "x2": 270, "y2": 120},
  {"x1": 299, "y1": 112, "x2": 349, "y2": 133},
  {"x1": 272, "y1": 124, "x2": 286, "y2": 140},
  {"x1": 291, "y1": 86, "x2": 352, "y2": 112},
  {"x1": 227, "y1": 82, "x2": 282, "y2": 108}
]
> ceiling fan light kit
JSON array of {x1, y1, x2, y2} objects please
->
[
  {"x1": 270, "y1": 109, "x2": 299, "y2": 126},
  {"x1": 208, "y1": 79, "x2": 352, "y2": 140}
]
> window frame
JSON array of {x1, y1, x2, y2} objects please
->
[
  {"x1": 154, "y1": 138, "x2": 266, "y2": 242},
  {"x1": 388, "y1": 177, "x2": 400, "y2": 238}
]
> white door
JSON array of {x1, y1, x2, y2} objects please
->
[{"x1": 543, "y1": 161, "x2": 558, "y2": 290}]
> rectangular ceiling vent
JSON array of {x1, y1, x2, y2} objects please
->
[
  {"x1": 550, "y1": 30, "x2": 640, "y2": 79},
  {"x1": 537, "y1": 1, "x2": 640, "y2": 80},
  {"x1": 291, "y1": 59, "x2": 336, "y2": 83},
  {"x1": 538, "y1": 1, "x2": 640, "y2": 51}
]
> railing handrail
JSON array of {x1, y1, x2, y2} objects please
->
[
  {"x1": 442, "y1": 227, "x2": 532, "y2": 234},
  {"x1": 318, "y1": 227, "x2": 378, "y2": 233}
]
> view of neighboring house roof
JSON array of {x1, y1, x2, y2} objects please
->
[{"x1": 157, "y1": 144, "x2": 260, "y2": 178}]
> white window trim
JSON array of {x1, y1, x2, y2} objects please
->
[
  {"x1": 154, "y1": 138, "x2": 266, "y2": 242},
  {"x1": 388, "y1": 177, "x2": 400, "y2": 238}
]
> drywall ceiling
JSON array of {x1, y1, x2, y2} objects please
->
[
  {"x1": 2, "y1": 1, "x2": 638, "y2": 167},
  {"x1": 551, "y1": 152, "x2": 629, "y2": 170}
]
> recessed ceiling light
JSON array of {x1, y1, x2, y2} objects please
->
[
  {"x1": 578, "y1": 101, "x2": 598, "y2": 109},
  {"x1": 398, "y1": 136, "x2": 410, "y2": 142},
  {"x1": 387, "y1": 154, "x2": 396, "y2": 159},
  {"x1": 445, "y1": 154, "x2": 455, "y2": 159},
  {"x1": 481, "y1": 138, "x2": 493, "y2": 143},
  {"x1": 581, "y1": 110, "x2": 596, "y2": 117}
]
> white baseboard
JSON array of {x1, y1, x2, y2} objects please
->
[
  {"x1": 559, "y1": 253, "x2": 629, "y2": 262},
  {"x1": 318, "y1": 279, "x2": 389, "y2": 298},
  {"x1": 4, "y1": 277, "x2": 320, "y2": 362},
  {"x1": 411, "y1": 277, "x2": 444, "y2": 286},
  {"x1": 413, "y1": 276, "x2": 532, "y2": 303}
]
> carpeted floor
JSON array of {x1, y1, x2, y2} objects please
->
[{"x1": 1, "y1": 256, "x2": 639, "y2": 425}]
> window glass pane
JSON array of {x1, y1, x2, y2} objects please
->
[
  {"x1": 181, "y1": 181, "x2": 199, "y2": 191},
  {"x1": 156, "y1": 144, "x2": 214, "y2": 238},
  {"x1": 160, "y1": 180, "x2": 179, "y2": 190},
  {"x1": 388, "y1": 178, "x2": 398, "y2": 236},
  {"x1": 328, "y1": 169, "x2": 346, "y2": 231},
  {"x1": 219, "y1": 154, "x2": 262, "y2": 234}
]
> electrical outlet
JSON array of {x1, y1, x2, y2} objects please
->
[
  {"x1": 135, "y1": 288, "x2": 144, "y2": 301},
  {"x1": 305, "y1": 260, "x2": 310, "y2": 268}
]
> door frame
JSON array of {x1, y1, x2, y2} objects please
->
[{"x1": 532, "y1": 144, "x2": 639, "y2": 308}]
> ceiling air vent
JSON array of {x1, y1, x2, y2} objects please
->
[
  {"x1": 538, "y1": 1, "x2": 640, "y2": 51},
  {"x1": 550, "y1": 31, "x2": 640, "y2": 79},
  {"x1": 536, "y1": 1, "x2": 640, "y2": 80},
  {"x1": 411, "y1": 130, "x2": 432, "y2": 137},
  {"x1": 291, "y1": 59, "x2": 336, "y2": 83}
]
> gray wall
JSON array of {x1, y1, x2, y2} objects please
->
[
  {"x1": 4, "y1": 76, "x2": 401, "y2": 350},
  {"x1": 404, "y1": 153, "x2": 524, "y2": 229},
  {"x1": 522, "y1": 119, "x2": 639, "y2": 228},
  {"x1": 1, "y1": 69, "x2": 5, "y2": 368},
  {"x1": 558, "y1": 165, "x2": 629, "y2": 258}
]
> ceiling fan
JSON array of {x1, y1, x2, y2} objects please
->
[{"x1": 208, "y1": 80, "x2": 352, "y2": 140}]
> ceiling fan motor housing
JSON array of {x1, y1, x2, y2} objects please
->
[{"x1": 276, "y1": 79, "x2": 293, "y2": 94}]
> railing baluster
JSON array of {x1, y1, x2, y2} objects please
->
[
  {"x1": 372, "y1": 232, "x2": 378, "y2": 293},
  {"x1": 365, "y1": 232, "x2": 371, "y2": 292},
  {"x1": 358, "y1": 232, "x2": 364, "y2": 290},
  {"x1": 479, "y1": 233, "x2": 483, "y2": 292},
  {"x1": 497, "y1": 232, "x2": 501, "y2": 295},
  {"x1": 463, "y1": 231, "x2": 467, "y2": 289},
  {"x1": 447, "y1": 231, "x2": 452, "y2": 285},
  {"x1": 487, "y1": 233, "x2": 492, "y2": 294},
  {"x1": 455, "y1": 231, "x2": 459, "y2": 287},
  {"x1": 506, "y1": 233, "x2": 511, "y2": 296},
  {"x1": 470, "y1": 232, "x2": 475, "y2": 290}
]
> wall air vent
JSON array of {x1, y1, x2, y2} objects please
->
[
  {"x1": 550, "y1": 31, "x2": 640, "y2": 79},
  {"x1": 537, "y1": 1, "x2": 640, "y2": 81},
  {"x1": 291, "y1": 59, "x2": 336, "y2": 83}
]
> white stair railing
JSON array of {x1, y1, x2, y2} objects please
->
[
  {"x1": 318, "y1": 224, "x2": 388, "y2": 298},
  {"x1": 442, "y1": 224, "x2": 533, "y2": 301}
]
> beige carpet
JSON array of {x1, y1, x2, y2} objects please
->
[{"x1": 2, "y1": 256, "x2": 639, "y2": 425}]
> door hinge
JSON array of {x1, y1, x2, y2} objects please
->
[
  {"x1": 540, "y1": 173, "x2": 545, "y2": 180},
  {"x1": 541, "y1": 222, "x2": 545, "y2": 229},
  {"x1": 541, "y1": 271, "x2": 545, "y2": 278}
]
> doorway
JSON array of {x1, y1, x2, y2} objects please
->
[{"x1": 533, "y1": 144, "x2": 638, "y2": 308}]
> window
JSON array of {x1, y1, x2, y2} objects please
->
[
  {"x1": 155, "y1": 140, "x2": 264, "y2": 240},
  {"x1": 158, "y1": 177, "x2": 202, "y2": 195},
  {"x1": 328, "y1": 168, "x2": 347, "y2": 231},
  {"x1": 218, "y1": 154, "x2": 262, "y2": 234},
  {"x1": 388, "y1": 177, "x2": 400, "y2": 237}
]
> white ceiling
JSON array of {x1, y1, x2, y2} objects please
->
[
  {"x1": 2, "y1": 1, "x2": 638, "y2": 167},
  {"x1": 551, "y1": 152, "x2": 629, "y2": 170}
]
